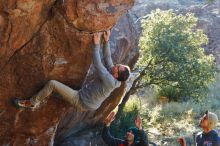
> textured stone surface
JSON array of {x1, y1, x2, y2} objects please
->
[
  {"x1": 180, "y1": 4, "x2": 220, "y2": 69},
  {"x1": 0, "y1": 0, "x2": 135, "y2": 145}
]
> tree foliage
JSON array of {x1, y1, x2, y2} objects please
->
[
  {"x1": 137, "y1": 9, "x2": 216, "y2": 100},
  {"x1": 207, "y1": 0, "x2": 215, "y2": 3}
]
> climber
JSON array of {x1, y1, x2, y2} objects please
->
[
  {"x1": 177, "y1": 111, "x2": 220, "y2": 146},
  {"x1": 13, "y1": 30, "x2": 130, "y2": 111},
  {"x1": 102, "y1": 111, "x2": 149, "y2": 146}
]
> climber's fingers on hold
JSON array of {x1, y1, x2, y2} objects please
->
[
  {"x1": 104, "y1": 30, "x2": 111, "y2": 35},
  {"x1": 93, "y1": 31, "x2": 102, "y2": 35}
]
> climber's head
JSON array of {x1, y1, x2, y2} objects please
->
[{"x1": 111, "y1": 64, "x2": 130, "y2": 81}]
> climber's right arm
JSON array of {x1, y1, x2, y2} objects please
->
[
  {"x1": 103, "y1": 30, "x2": 114, "y2": 68},
  {"x1": 93, "y1": 33, "x2": 109, "y2": 77}
]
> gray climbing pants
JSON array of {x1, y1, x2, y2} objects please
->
[{"x1": 30, "y1": 80, "x2": 86, "y2": 111}]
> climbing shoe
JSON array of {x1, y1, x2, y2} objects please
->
[{"x1": 13, "y1": 98, "x2": 35, "y2": 109}]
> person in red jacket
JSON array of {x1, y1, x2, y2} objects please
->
[{"x1": 102, "y1": 111, "x2": 149, "y2": 146}]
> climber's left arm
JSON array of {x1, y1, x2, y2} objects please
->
[
  {"x1": 93, "y1": 33, "x2": 109, "y2": 78},
  {"x1": 103, "y1": 30, "x2": 114, "y2": 69}
]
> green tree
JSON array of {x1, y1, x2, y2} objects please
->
[
  {"x1": 207, "y1": 0, "x2": 215, "y2": 3},
  {"x1": 116, "y1": 9, "x2": 216, "y2": 119}
]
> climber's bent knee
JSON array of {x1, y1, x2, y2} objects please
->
[{"x1": 48, "y1": 80, "x2": 58, "y2": 86}]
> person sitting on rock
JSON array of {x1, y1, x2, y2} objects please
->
[
  {"x1": 177, "y1": 111, "x2": 220, "y2": 146},
  {"x1": 13, "y1": 30, "x2": 130, "y2": 111},
  {"x1": 102, "y1": 111, "x2": 149, "y2": 146}
]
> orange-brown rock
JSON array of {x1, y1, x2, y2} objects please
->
[{"x1": 0, "y1": 0, "x2": 136, "y2": 146}]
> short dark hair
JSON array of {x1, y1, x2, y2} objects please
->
[{"x1": 117, "y1": 65, "x2": 130, "y2": 81}]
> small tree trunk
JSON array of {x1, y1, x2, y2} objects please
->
[
  {"x1": 114, "y1": 74, "x2": 142, "y2": 122},
  {"x1": 115, "y1": 60, "x2": 153, "y2": 121}
]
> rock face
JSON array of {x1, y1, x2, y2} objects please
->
[
  {"x1": 0, "y1": 0, "x2": 137, "y2": 146},
  {"x1": 182, "y1": 4, "x2": 220, "y2": 69}
]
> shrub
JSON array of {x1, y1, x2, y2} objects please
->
[{"x1": 110, "y1": 98, "x2": 140, "y2": 139}]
